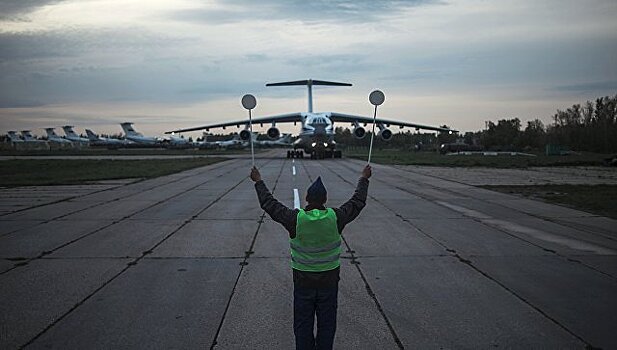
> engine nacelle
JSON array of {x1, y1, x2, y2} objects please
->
[
  {"x1": 378, "y1": 128, "x2": 393, "y2": 141},
  {"x1": 239, "y1": 129, "x2": 251, "y2": 141},
  {"x1": 353, "y1": 126, "x2": 366, "y2": 139},
  {"x1": 266, "y1": 127, "x2": 280, "y2": 140}
]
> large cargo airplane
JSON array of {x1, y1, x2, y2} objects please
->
[
  {"x1": 85, "y1": 129, "x2": 131, "y2": 148},
  {"x1": 255, "y1": 133, "x2": 293, "y2": 147},
  {"x1": 166, "y1": 134, "x2": 192, "y2": 148},
  {"x1": 5, "y1": 130, "x2": 47, "y2": 149},
  {"x1": 198, "y1": 133, "x2": 246, "y2": 149},
  {"x1": 62, "y1": 126, "x2": 90, "y2": 144},
  {"x1": 21, "y1": 130, "x2": 48, "y2": 144},
  {"x1": 167, "y1": 79, "x2": 456, "y2": 158},
  {"x1": 6, "y1": 131, "x2": 23, "y2": 143},
  {"x1": 120, "y1": 122, "x2": 160, "y2": 145},
  {"x1": 44, "y1": 128, "x2": 72, "y2": 144}
]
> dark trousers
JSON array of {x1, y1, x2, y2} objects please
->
[{"x1": 293, "y1": 284, "x2": 338, "y2": 350}]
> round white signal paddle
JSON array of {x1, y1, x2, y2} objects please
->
[
  {"x1": 369, "y1": 90, "x2": 385, "y2": 106},
  {"x1": 241, "y1": 94, "x2": 257, "y2": 110},
  {"x1": 367, "y1": 89, "x2": 385, "y2": 165},
  {"x1": 241, "y1": 94, "x2": 257, "y2": 167}
]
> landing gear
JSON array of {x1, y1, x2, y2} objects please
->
[
  {"x1": 287, "y1": 150, "x2": 304, "y2": 159},
  {"x1": 309, "y1": 150, "x2": 342, "y2": 159}
]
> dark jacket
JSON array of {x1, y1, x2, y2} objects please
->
[{"x1": 254, "y1": 177, "x2": 369, "y2": 287}]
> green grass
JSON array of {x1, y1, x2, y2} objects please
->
[
  {"x1": 346, "y1": 148, "x2": 610, "y2": 168},
  {"x1": 0, "y1": 158, "x2": 227, "y2": 187},
  {"x1": 482, "y1": 185, "x2": 617, "y2": 219},
  {"x1": 0, "y1": 148, "x2": 257, "y2": 156}
]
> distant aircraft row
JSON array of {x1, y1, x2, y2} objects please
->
[{"x1": 4, "y1": 122, "x2": 293, "y2": 150}]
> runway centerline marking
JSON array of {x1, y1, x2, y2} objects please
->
[
  {"x1": 292, "y1": 165, "x2": 296, "y2": 176},
  {"x1": 293, "y1": 189, "x2": 300, "y2": 209}
]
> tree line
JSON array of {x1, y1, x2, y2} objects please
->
[{"x1": 335, "y1": 94, "x2": 617, "y2": 153}]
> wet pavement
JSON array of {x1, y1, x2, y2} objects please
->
[{"x1": 1, "y1": 154, "x2": 616, "y2": 349}]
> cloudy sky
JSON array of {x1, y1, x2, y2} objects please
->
[{"x1": 0, "y1": 0, "x2": 616, "y2": 136}]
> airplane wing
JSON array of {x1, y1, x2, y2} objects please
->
[
  {"x1": 166, "y1": 113, "x2": 303, "y2": 134},
  {"x1": 329, "y1": 112, "x2": 457, "y2": 133}
]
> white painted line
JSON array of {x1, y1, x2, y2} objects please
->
[
  {"x1": 293, "y1": 189, "x2": 300, "y2": 209},
  {"x1": 292, "y1": 159, "x2": 295, "y2": 163},
  {"x1": 292, "y1": 165, "x2": 296, "y2": 176}
]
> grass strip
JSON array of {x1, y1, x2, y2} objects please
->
[
  {"x1": 0, "y1": 158, "x2": 227, "y2": 187},
  {"x1": 346, "y1": 148, "x2": 609, "y2": 168},
  {"x1": 0, "y1": 148, "x2": 257, "y2": 156},
  {"x1": 481, "y1": 184, "x2": 617, "y2": 219}
]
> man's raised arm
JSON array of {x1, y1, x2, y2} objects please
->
[
  {"x1": 250, "y1": 166, "x2": 297, "y2": 235},
  {"x1": 333, "y1": 165, "x2": 371, "y2": 233}
]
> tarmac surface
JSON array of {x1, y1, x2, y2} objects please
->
[{"x1": 1, "y1": 153, "x2": 616, "y2": 349}]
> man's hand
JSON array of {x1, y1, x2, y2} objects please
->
[
  {"x1": 361, "y1": 164, "x2": 372, "y2": 179},
  {"x1": 250, "y1": 166, "x2": 262, "y2": 182}
]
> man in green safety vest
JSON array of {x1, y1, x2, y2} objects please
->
[{"x1": 250, "y1": 164, "x2": 371, "y2": 350}]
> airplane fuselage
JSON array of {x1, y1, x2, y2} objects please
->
[
  {"x1": 122, "y1": 135, "x2": 157, "y2": 145},
  {"x1": 293, "y1": 112, "x2": 336, "y2": 153},
  {"x1": 66, "y1": 136, "x2": 90, "y2": 143}
]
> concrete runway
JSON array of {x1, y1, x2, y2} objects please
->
[{"x1": 1, "y1": 154, "x2": 616, "y2": 349}]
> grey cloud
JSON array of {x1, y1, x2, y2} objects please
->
[
  {"x1": 171, "y1": 0, "x2": 438, "y2": 24},
  {"x1": 284, "y1": 54, "x2": 366, "y2": 72},
  {"x1": 0, "y1": 28, "x2": 191, "y2": 62},
  {"x1": 553, "y1": 81, "x2": 617, "y2": 93},
  {"x1": 0, "y1": 27, "x2": 205, "y2": 105},
  {"x1": 0, "y1": 99, "x2": 46, "y2": 108},
  {"x1": 0, "y1": 0, "x2": 67, "y2": 20}
]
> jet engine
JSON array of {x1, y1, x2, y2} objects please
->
[
  {"x1": 378, "y1": 124, "x2": 393, "y2": 141},
  {"x1": 352, "y1": 123, "x2": 366, "y2": 139},
  {"x1": 266, "y1": 127, "x2": 280, "y2": 139},
  {"x1": 239, "y1": 129, "x2": 251, "y2": 141}
]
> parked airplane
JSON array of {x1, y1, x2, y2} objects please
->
[
  {"x1": 166, "y1": 134, "x2": 192, "y2": 148},
  {"x1": 120, "y1": 122, "x2": 160, "y2": 145},
  {"x1": 44, "y1": 128, "x2": 72, "y2": 144},
  {"x1": 85, "y1": 129, "x2": 130, "y2": 148},
  {"x1": 6, "y1": 131, "x2": 23, "y2": 143},
  {"x1": 167, "y1": 79, "x2": 456, "y2": 158},
  {"x1": 21, "y1": 130, "x2": 47, "y2": 144},
  {"x1": 195, "y1": 133, "x2": 219, "y2": 149},
  {"x1": 196, "y1": 132, "x2": 249, "y2": 149},
  {"x1": 255, "y1": 133, "x2": 293, "y2": 147},
  {"x1": 62, "y1": 125, "x2": 90, "y2": 144},
  {"x1": 217, "y1": 133, "x2": 246, "y2": 149},
  {"x1": 5, "y1": 130, "x2": 47, "y2": 149}
]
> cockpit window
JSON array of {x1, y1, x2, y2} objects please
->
[{"x1": 312, "y1": 117, "x2": 327, "y2": 124}]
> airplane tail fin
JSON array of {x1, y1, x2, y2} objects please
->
[
  {"x1": 7, "y1": 131, "x2": 21, "y2": 141},
  {"x1": 62, "y1": 125, "x2": 79, "y2": 138},
  {"x1": 85, "y1": 129, "x2": 99, "y2": 141},
  {"x1": 21, "y1": 130, "x2": 35, "y2": 140},
  {"x1": 44, "y1": 128, "x2": 58, "y2": 137},
  {"x1": 120, "y1": 122, "x2": 141, "y2": 136},
  {"x1": 266, "y1": 79, "x2": 352, "y2": 113}
]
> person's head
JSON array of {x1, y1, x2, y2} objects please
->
[{"x1": 306, "y1": 176, "x2": 327, "y2": 206}]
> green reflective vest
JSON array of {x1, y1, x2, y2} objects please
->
[{"x1": 290, "y1": 208, "x2": 341, "y2": 272}]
